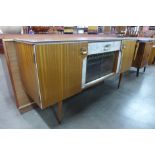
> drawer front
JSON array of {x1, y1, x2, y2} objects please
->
[{"x1": 88, "y1": 41, "x2": 121, "y2": 55}]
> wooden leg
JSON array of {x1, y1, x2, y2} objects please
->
[
  {"x1": 143, "y1": 66, "x2": 146, "y2": 72},
  {"x1": 118, "y1": 73, "x2": 123, "y2": 89},
  {"x1": 136, "y1": 68, "x2": 140, "y2": 77},
  {"x1": 57, "y1": 101, "x2": 63, "y2": 123}
]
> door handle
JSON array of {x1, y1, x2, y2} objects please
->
[
  {"x1": 80, "y1": 47, "x2": 88, "y2": 55},
  {"x1": 122, "y1": 45, "x2": 126, "y2": 49},
  {"x1": 81, "y1": 50, "x2": 88, "y2": 55}
]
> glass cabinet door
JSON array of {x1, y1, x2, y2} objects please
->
[{"x1": 86, "y1": 52, "x2": 115, "y2": 83}]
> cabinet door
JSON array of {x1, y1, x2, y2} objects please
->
[
  {"x1": 62, "y1": 42, "x2": 88, "y2": 100},
  {"x1": 35, "y1": 44, "x2": 63, "y2": 109},
  {"x1": 120, "y1": 40, "x2": 137, "y2": 73},
  {"x1": 35, "y1": 42, "x2": 87, "y2": 108}
]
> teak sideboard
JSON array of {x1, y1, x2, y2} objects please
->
[{"x1": 2, "y1": 36, "x2": 155, "y2": 122}]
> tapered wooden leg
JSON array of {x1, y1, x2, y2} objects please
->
[
  {"x1": 143, "y1": 66, "x2": 146, "y2": 72},
  {"x1": 118, "y1": 73, "x2": 123, "y2": 89},
  {"x1": 57, "y1": 101, "x2": 63, "y2": 123},
  {"x1": 136, "y1": 68, "x2": 140, "y2": 77}
]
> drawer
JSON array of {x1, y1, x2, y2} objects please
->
[{"x1": 88, "y1": 41, "x2": 121, "y2": 55}]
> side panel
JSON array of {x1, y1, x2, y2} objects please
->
[
  {"x1": 120, "y1": 40, "x2": 136, "y2": 73},
  {"x1": 133, "y1": 42, "x2": 153, "y2": 68},
  {"x1": 3, "y1": 41, "x2": 33, "y2": 109},
  {"x1": 132, "y1": 42, "x2": 145, "y2": 68},
  {"x1": 141, "y1": 42, "x2": 153, "y2": 67},
  {"x1": 15, "y1": 42, "x2": 40, "y2": 107},
  {"x1": 148, "y1": 47, "x2": 155, "y2": 65}
]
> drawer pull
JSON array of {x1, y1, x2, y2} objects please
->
[
  {"x1": 104, "y1": 47, "x2": 109, "y2": 51},
  {"x1": 105, "y1": 44, "x2": 111, "y2": 47},
  {"x1": 104, "y1": 44, "x2": 111, "y2": 51}
]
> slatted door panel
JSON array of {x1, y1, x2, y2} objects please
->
[
  {"x1": 35, "y1": 44, "x2": 63, "y2": 109},
  {"x1": 35, "y1": 42, "x2": 87, "y2": 108},
  {"x1": 15, "y1": 42, "x2": 40, "y2": 106},
  {"x1": 62, "y1": 42, "x2": 87, "y2": 99},
  {"x1": 120, "y1": 40, "x2": 136, "y2": 73}
]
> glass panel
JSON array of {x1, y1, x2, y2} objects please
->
[
  {"x1": 100, "y1": 52, "x2": 115, "y2": 77},
  {"x1": 86, "y1": 52, "x2": 115, "y2": 83}
]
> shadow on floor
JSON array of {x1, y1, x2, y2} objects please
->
[{"x1": 33, "y1": 73, "x2": 135, "y2": 128}]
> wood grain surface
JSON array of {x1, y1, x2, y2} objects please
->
[
  {"x1": 35, "y1": 42, "x2": 87, "y2": 108},
  {"x1": 3, "y1": 41, "x2": 33, "y2": 108},
  {"x1": 62, "y1": 42, "x2": 87, "y2": 99},
  {"x1": 35, "y1": 44, "x2": 63, "y2": 108},
  {"x1": 120, "y1": 40, "x2": 137, "y2": 73},
  {"x1": 0, "y1": 39, "x2": 4, "y2": 54},
  {"x1": 15, "y1": 42, "x2": 40, "y2": 107},
  {"x1": 141, "y1": 42, "x2": 153, "y2": 67},
  {"x1": 148, "y1": 43, "x2": 155, "y2": 65},
  {"x1": 132, "y1": 42, "x2": 153, "y2": 68}
]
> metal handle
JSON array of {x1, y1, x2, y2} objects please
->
[
  {"x1": 81, "y1": 51, "x2": 88, "y2": 55},
  {"x1": 104, "y1": 47, "x2": 109, "y2": 51},
  {"x1": 122, "y1": 45, "x2": 126, "y2": 49},
  {"x1": 80, "y1": 47, "x2": 88, "y2": 55}
]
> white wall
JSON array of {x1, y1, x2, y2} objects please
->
[{"x1": 0, "y1": 26, "x2": 22, "y2": 34}]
